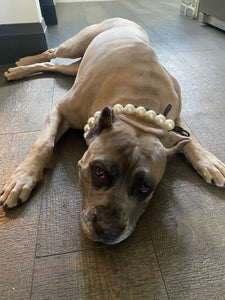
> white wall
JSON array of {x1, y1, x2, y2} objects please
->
[{"x1": 0, "y1": 0, "x2": 42, "y2": 25}]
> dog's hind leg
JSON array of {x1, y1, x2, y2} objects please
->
[
  {"x1": 0, "y1": 106, "x2": 70, "y2": 209},
  {"x1": 5, "y1": 60, "x2": 81, "y2": 81},
  {"x1": 15, "y1": 23, "x2": 102, "y2": 66},
  {"x1": 15, "y1": 48, "x2": 57, "y2": 66},
  {"x1": 176, "y1": 117, "x2": 225, "y2": 188},
  {"x1": 15, "y1": 18, "x2": 131, "y2": 66},
  {"x1": 14, "y1": 22, "x2": 96, "y2": 66},
  {"x1": 8, "y1": 20, "x2": 115, "y2": 78}
]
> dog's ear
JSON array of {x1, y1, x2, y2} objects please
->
[
  {"x1": 160, "y1": 131, "x2": 191, "y2": 156},
  {"x1": 85, "y1": 106, "x2": 114, "y2": 144},
  {"x1": 98, "y1": 106, "x2": 114, "y2": 129}
]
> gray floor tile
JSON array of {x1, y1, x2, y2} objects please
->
[
  {"x1": 32, "y1": 238, "x2": 168, "y2": 300},
  {"x1": 0, "y1": 132, "x2": 42, "y2": 300},
  {"x1": 147, "y1": 182, "x2": 225, "y2": 299},
  {"x1": 179, "y1": 48, "x2": 225, "y2": 93},
  {"x1": 0, "y1": 77, "x2": 54, "y2": 134}
]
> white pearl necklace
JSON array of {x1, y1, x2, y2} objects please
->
[{"x1": 84, "y1": 104, "x2": 175, "y2": 137}]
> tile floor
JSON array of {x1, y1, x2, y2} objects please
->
[{"x1": 0, "y1": 0, "x2": 225, "y2": 299}]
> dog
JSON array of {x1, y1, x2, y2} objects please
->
[{"x1": 1, "y1": 18, "x2": 225, "y2": 244}]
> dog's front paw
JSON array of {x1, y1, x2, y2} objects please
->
[
  {"x1": 4, "y1": 67, "x2": 27, "y2": 81},
  {"x1": 0, "y1": 164, "x2": 41, "y2": 209},
  {"x1": 195, "y1": 150, "x2": 225, "y2": 188}
]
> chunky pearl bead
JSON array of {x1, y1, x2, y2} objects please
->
[
  {"x1": 113, "y1": 104, "x2": 124, "y2": 114},
  {"x1": 84, "y1": 104, "x2": 175, "y2": 134},
  {"x1": 88, "y1": 117, "x2": 95, "y2": 127},
  {"x1": 154, "y1": 114, "x2": 166, "y2": 125},
  {"x1": 124, "y1": 104, "x2": 136, "y2": 115},
  {"x1": 84, "y1": 124, "x2": 90, "y2": 132},
  {"x1": 94, "y1": 111, "x2": 101, "y2": 119},
  {"x1": 146, "y1": 110, "x2": 156, "y2": 120},
  {"x1": 164, "y1": 119, "x2": 175, "y2": 130},
  {"x1": 136, "y1": 106, "x2": 146, "y2": 116}
]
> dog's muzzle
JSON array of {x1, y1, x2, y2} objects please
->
[{"x1": 80, "y1": 205, "x2": 127, "y2": 244}]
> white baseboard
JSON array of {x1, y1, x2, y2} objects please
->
[{"x1": 55, "y1": 0, "x2": 117, "y2": 3}]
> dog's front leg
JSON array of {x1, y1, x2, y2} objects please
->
[
  {"x1": 0, "y1": 106, "x2": 68, "y2": 209},
  {"x1": 176, "y1": 117, "x2": 225, "y2": 187}
]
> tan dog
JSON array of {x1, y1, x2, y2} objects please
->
[{"x1": 2, "y1": 18, "x2": 225, "y2": 244}]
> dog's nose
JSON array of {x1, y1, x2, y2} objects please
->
[
  {"x1": 93, "y1": 205, "x2": 125, "y2": 244},
  {"x1": 95, "y1": 223, "x2": 124, "y2": 243}
]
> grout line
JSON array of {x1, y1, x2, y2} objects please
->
[
  {"x1": 28, "y1": 74, "x2": 55, "y2": 299},
  {"x1": 29, "y1": 185, "x2": 45, "y2": 300},
  {"x1": 174, "y1": 48, "x2": 214, "y2": 54},
  {"x1": 0, "y1": 129, "x2": 41, "y2": 137},
  {"x1": 51, "y1": 76, "x2": 56, "y2": 108},
  {"x1": 35, "y1": 245, "x2": 108, "y2": 260},
  {"x1": 145, "y1": 214, "x2": 171, "y2": 300}
]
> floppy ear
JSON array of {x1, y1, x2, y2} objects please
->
[
  {"x1": 85, "y1": 106, "x2": 114, "y2": 144},
  {"x1": 160, "y1": 131, "x2": 191, "y2": 156}
]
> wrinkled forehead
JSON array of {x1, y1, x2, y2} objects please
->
[
  {"x1": 92, "y1": 123, "x2": 137, "y2": 153},
  {"x1": 88, "y1": 124, "x2": 166, "y2": 177}
]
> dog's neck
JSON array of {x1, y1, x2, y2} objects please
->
[{"x1": 84, "y1": 103, "x2": 175, "y2": 138}]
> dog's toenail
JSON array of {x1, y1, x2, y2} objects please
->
[
  {"x1": 17, "y1": 198, "x2": 22, "y2": 207},
  {"x1": 3, "y1": 204, "x2": 8, "y2": 210},
  {"x1": 0, "y1": 201, "x2": 4, "y2": 206},
  {"x1": 0, "y1": 191, "x2": 4, "y2": 196},
  {"x1": 211, "y1": 179, "x2": 216, "y2": 186}
]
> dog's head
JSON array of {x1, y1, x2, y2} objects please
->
[{"x1": 78, "y1": 107, "x2": 190, "y2": 244}]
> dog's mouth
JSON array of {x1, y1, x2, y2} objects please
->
[{"x1": 80, "y1": 206, "x2": 132, "y2": 245}]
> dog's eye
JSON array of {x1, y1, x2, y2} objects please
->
[
  {"x1": 137, "y1": 184, "x2": 151, "y2": 194},
  {"x1": 95, "y1": 167, "x2": 106, "y2": 180}
]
